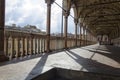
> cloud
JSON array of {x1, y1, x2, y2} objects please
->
[
  {"x1": 5, "y1": 0, "x2": 75, "y2": 33},
  {"x1": 50, "y1": 0, "x2": 63, "y2": 33},
  {"x1": 5, "y1": 0, "x2": 46, "y2": 30}
]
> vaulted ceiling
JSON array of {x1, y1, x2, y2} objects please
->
[{"x1": 63, "y1": 0, "x2": 120, "y2": 39}]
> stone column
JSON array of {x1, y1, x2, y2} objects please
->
[
  {"x1": 5, "y1": 37, "x2": 8, "y2": 56},
  {"x1": 10, "y1": 37, "x2": 14, "y2": 60},
  {"x1": 38, "y1": 38, "x2": 40, "y2": 54},
  {"x1": 22, "y1": 38, "x2": 25, "y2": 56},
  {"x1": 33, "y1": 38, "x2": 35, "y2": 54},
  {"x1": 83, "y1": 27, "x2": 86, "y2": 46},
  {"x1": 27, "y1": 36, "x2": 31, "y2": 55},
  {"x1": 63, "y1": 11, "x2": 69, "y2": 49},
  {"x1": 85, "y1": 27, "x2": 87, "y2": 45},
  {"x1": 27, "y1": 37, "x2": 30, "y2": 55},
  {"x1": 74, "y1": 19, "x2": 78, "y2": 47},
  {"x1": 31, "y1": 36, "x2": 33, "y2": 55},
  {"x1": 45, "y1": 0, "x2": 54, "y2": 52},
  {"x1": 35, "y1": 38, "x2": 37, "y2": 54},
  {"x1": 40, "y1": 39, "x2": 42, "y2": 53},
  {"x1": 0, "y1": 0, "x2": 8, "y2": 61},
  {"x1": 90, "y1": 34, "x2": 92, "y2": 42},
  {"x1": 118, "y1": 27, "x2": 120, "y2": 37},
  {"x1": 17, "y1": 38, "x2": 20, "y2": 58},
  {"x1": 87, "y1": 31, "x2": 90, "y2": 45},
  {"x1": 80, "y1": 24, "x2": 82, "y2": 46},
  {"x1": 25, "y1": 37, "x2": 28, "y2": 55}
]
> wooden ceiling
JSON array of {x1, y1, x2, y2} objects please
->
[{"x1": 69, "y1": 0, "x2": 120, "y2": 38}]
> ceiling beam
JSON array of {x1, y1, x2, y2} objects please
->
[
  {"x1": 76, "y1": 0, "x2": 120, "y2": 7},
  {"x1": 89, "y1": 19, "x2": 120, "y2": 23},
  {"x1": 91, "y1": 25, "x2": 118, "y2": 28},
  {"x1": 89, "y1": 22, "x2": 119, "y2": 25},
  {"x1": 83, "y1": 13, "x2": 120, "y2": 18}
]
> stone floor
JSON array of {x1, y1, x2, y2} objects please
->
[{"x1": 0, "y1": 44, "x2": 120, "y2": 80}]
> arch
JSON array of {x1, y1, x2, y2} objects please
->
[
  {"x1": 72, "y1": 4, "x2": 78, "y2": 19},
  {"x1": 79, "y1": 3, "x2": 120, "y2": 17},
  {"x1": 62, "y1": 0, "x2": 72, "y2": 16},
  {"x1": 81, "y1": 6, "x2": 120, "y2": 21}
]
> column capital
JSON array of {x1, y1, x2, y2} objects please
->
[
  {"x1": 83, "y1": 27, "x2": 85, "y2": 31},
  {"x1": 74, "y1": 18, "x2": 78, "y2": 25},
  {"x1": 45, "y1": 0, "x2": 54, "y2": 5},
  {"x1": 80, "y1": 23, "x2": 83, "y2": 27},
  {"x1": 63, "y1": 11, "x2": 70, "y2": 17}
]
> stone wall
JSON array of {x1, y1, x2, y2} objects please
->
[{"x1": 32, "y1": 68, "x2": 120, "y2": 80}]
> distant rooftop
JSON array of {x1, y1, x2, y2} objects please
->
[{"x1": 5, "y1": 24, "x2": 46, "y2": 34}]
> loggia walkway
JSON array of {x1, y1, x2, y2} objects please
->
[{"x1": 0, "y1": 44, "x2": 120, "y2": 80}]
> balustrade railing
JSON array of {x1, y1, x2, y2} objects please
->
[{"x1": 4, "y1": 32, "x2": 96, "y2": 60}]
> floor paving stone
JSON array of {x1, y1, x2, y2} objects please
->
[{"x1": 0, "y1": 44, "x2": 120, "y2": 80}]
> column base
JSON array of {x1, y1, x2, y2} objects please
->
[{"x1": 0, "y1": 54, "x2": 9, "y2": 62}]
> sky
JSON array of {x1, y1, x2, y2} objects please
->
[{"x1": 5, "y1": 0, "x2": 75, "y2": 33}]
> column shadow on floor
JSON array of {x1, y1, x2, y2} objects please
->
[
  {"x1": 25, "y1": 50, "x2": 64, "y2": 80},
  {"x1": 0, "y1": 54, "x2": 44, "y2": 66},
  {"x1": 25, "y1": 54, "x2": 49, "y2": 80},
  {"x1": 81, "y1": 45, "x2": 120, "y2": 63},
  {"x1": 65, "y1": 50, "x2": 120, "y2": 76}
]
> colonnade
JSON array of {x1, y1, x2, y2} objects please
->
[
  {"x1": 3, "y1": 29, "x2": 96, "y2": 60},
  {"x1": 45, "y1": 0, "x2": 96, "y2": 52},
  {"x1": 0, "y1": 0, "x2": 97, "y2": 61},
  {"x1": 3, "y1": 31, "x2": 96, "y2": 61}
]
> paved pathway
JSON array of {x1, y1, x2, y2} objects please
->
[{"x1": 0, "y1": 44, "x2": 120, "y2": 80}]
